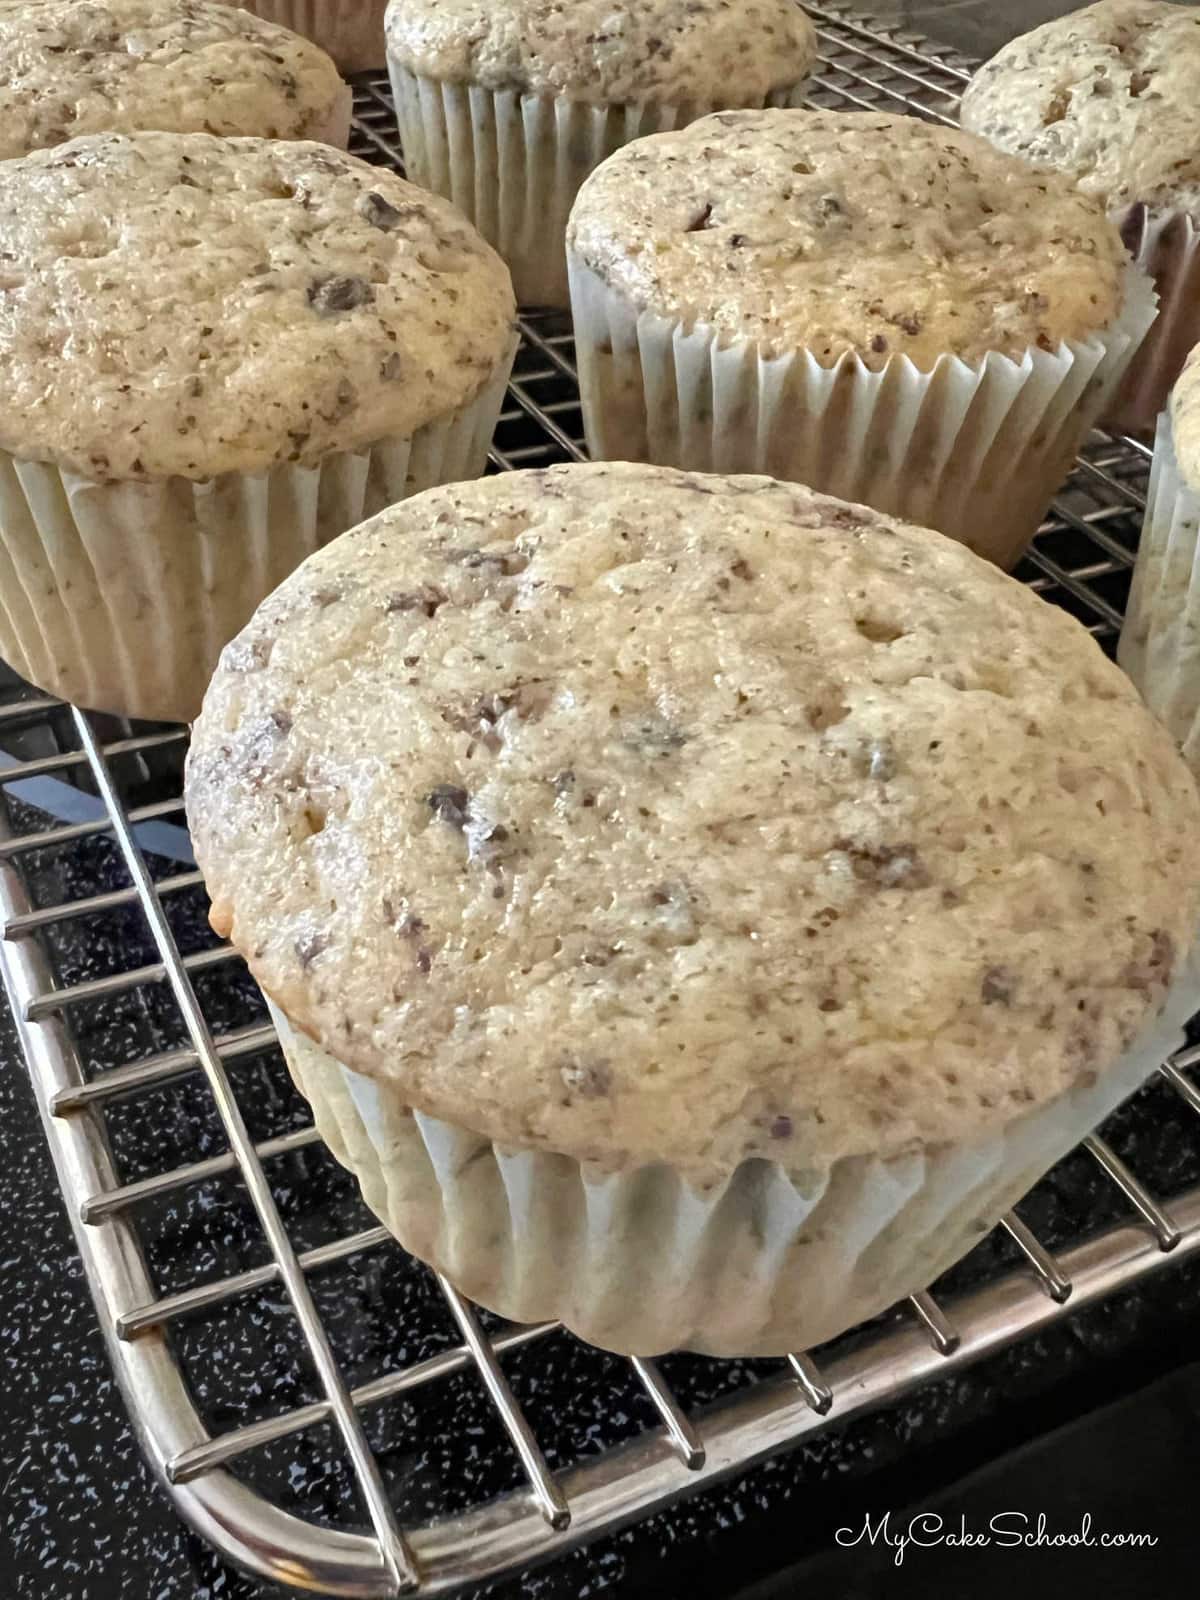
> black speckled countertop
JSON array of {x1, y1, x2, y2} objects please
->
[
  {"x1": 1, "y1": 1001, "x2": 235, "y2": 1600},
  {"x1": 6, "y1": 949, "x2": 1200, "y2": 1600}
]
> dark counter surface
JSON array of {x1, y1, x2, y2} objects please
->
[{"x1": 6, "y1": 971, "x2": 1200, "y2": 1600}]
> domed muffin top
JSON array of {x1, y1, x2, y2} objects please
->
[
  {"x1": 960, "y1": 0, "x2": 1200, "y2": 216},
  {"x1": 187, "y1": 463, "x2": 1200, "y2": 1180},
  {"x1": 0, "y1": 0, "x2": 347, "y2": 158},
  {"x1": 567, "y1": 109, "x2": 1128, "y2": 367},
  {"x1": 0, "y1": 132, "x2": 516, "y2": 480}
]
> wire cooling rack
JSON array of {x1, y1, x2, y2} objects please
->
[{"x1": 4, "y1": 5, "x2": 1200, "y2": 1596}]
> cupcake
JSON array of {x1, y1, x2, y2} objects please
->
[
  {"x1": 960, "y1": 0, "x2": 1200, "y2": 435},
  {"x1": 236, "y1": 1, "x2": 387, "y2": 74},
  {"x1": 0, "y1": 131, "x2": 516, "y2": 725},
  {"x1": 0, "y1": 0, "x2": 353, "y2": 155},
  {"x1": 566, "y1": 110, "x2": 1154, "y2": 572},
  {"x1": 1119, "y1": 347, "x2": 1200, "y2": 769},
  {"x1": 383, "y1": 0, "x2": 818, "y2": 307},
  {"x1": 185, "y1": 462, "x2": 1200, "y2": 1358}
]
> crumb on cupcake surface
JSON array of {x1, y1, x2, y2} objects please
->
[
  {"x1": 0, "y1": 0, "x2": 347, "y2": 157},
  {"x1": 565, "y1": 109, "x2": 1127, "y2": 368},
  {"x1": 384, "y1": 0, "x2": 817, "y2": 104},
  {"x1": 0, "y1": 131, "x2": 515, "y2": 480},
  {"x1": 959, "y1": 0, "x2": 1200, "y2": 216},
  {"x1": 186, "y1": 462, "x2": 1200, "y2": 1181}
]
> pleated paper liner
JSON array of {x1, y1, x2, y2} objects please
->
[
  {"x1": 388, "y1": 70, "x2": 811, "y2": 308},
  {"x1": 1120, "y1": 409, "x2": 1200, "y2": 776},
  {"x1": 0, "y1": 353, "x2": 513, "y2": 724},
  {"x1": 568, "y1": 256, "x2": 1157, "y2": 570},
  {"x1": 271, "y1": 944, "x2": 1198, "y2": 1359}
]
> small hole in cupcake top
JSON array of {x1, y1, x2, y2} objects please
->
[
  {"x1": 854, "y1": 615, "x2": 905, "y2": 645},
  {"x1": 961, "y1": 664, "x2": 1015, "y2": 699},
  {"x1": 684, "y1": 202, "x2": 715, "y2": 232},
  {"x1": 806, "y1": 700, "x2": 849, "y2": 732},
  {"x1": 426, "y1": 784, "x2": 470, "y2": 829},
  {"x1": 841, "y1": 842, "x2": 931, "y2": 890}
]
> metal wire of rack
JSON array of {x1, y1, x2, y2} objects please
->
[{"x1": 3, "y1": 4, "x2": 1200, "y2": 1596}]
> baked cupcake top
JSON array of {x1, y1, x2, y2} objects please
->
[
  {"x1": 0, "y1": 132, "x2": 515, "y2": 481},
  {"x1": 384, "y1": 0, "x2": 817, "y2": 104},
  {"x1": 566, "y1": 110, "x2": 1127, "y2": 368},
  {"x1": 959, "y1": 0, "x2": 1200, "y2": 217},
  {"x1": 0, "y1": 0, "x2": 347, "y2": 159},
  {"x1": 186, "y1": 463, "x2": 1200, "y2": 1182}
]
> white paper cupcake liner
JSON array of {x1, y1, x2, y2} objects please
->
[
  {"x1": 239, "y1": 0, "x2": 387, "y2": 74},
  {"x1": 567, "y1": 256, "x2": 1157, "y2": 570},
  {"x1": 0, "y1": 356, "x2": 512, "y2": 725},
  {"x1": 387, "y1": 67, "x2": 810, "y2": 308},
  {"x1": 270, "y1": 934, "x2": 1199, "y2": 1359},
  {"x1": 1118, "y1": 410, "x2": 1200, "y2": 773},
  {"x1": 1106, "y1": 206, "x2": 1200, "y2": 437}
]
